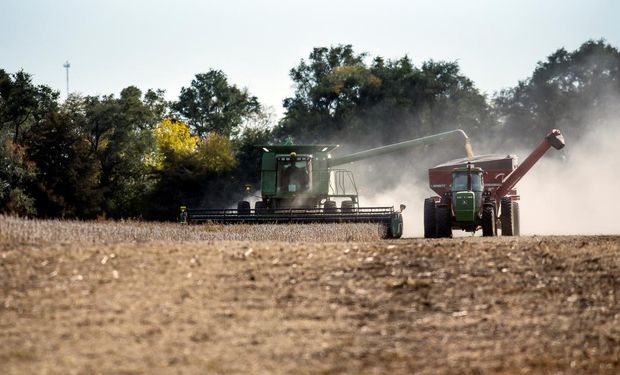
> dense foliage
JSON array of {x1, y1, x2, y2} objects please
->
[
  {"x1": 1, "y1": 40, "x2": 617, "y2": 219},
  {"x1": 276, "y1": 45, "x2": 494, "y2": 145},
  {"x1": 494, "y1": 40, "x2": 620, "y2": 146}
]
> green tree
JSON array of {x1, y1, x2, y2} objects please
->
[
  {"x1": 144, "y1": 89, "x2": 169, "y2": 124},
  {"x1": 24, "y1": 111, "x2": 102, "y2": 218},
  {"x1": 277, "y1": 45, "x2": 369, "y2": 142},
  {"x1": 277, "y1": 45, "x2": 493, "y2": 145},
  {"x1": 173, "y1": 70, "x2": 261, "y2": 137},
  {"x1": 232, "y1": 108, "x2": 275, "y2": 187},
  {"x1": 195, "y1": 133, "x2": 237, "y2": 173},
  {"x1": 0, "y1": 69, "x2": 59, "y2": 215},
  {"x1": 78, "y1": 87, "x2": 161, "y2": 218},
  {"x1": 494, "y1": 39, "x2": 620, "y2": 147},
  {"x1": 0, "y1": 138, "x2": 36, "y2": 215},
  {"x1": 145, "y1": 132, "x2": 240, "y2": 220},
  {"x1": 0, "y1": 69, "x2": 58, "y2": 143}
]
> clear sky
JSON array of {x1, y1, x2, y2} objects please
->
[{"x1": 2, "y1": 0, "x2": 619, "y2": 117}]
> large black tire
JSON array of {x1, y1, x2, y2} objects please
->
[
  {"x1": 378, "y1": 223, "x2": 390, "y2": 239},
  {"x1": 255, "y1": 201, "x2": 267, "y2": 215},
  {"x1": 482, "y1": 204, "x2": 496, "y2": 237},
  {"x1": 323, "y1": 200, "x2": 337, "y2": 213},
  {"x1": 423, "y1": 198, "x2": 437, "y2": 238},
  {"x1": 379, "y1": 222, "x2": 402, "y2": 239},
  {"x1": 500, "y1": 197, "x2": 515, "y2": 236},
  {"x1": 341, "y1": 200, "x2": 355, "y2": 213},
  {"x1": 435, "y1": 205, "x2": 452, "y2": 238},
  {"x1": 513, "y1": 202, "x2": 520, "y2": 236},
  {"x1": 237, "y1": 200, "x2": 251, "y2": 215}
]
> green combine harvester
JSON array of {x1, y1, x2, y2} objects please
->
[{"x1": 186, "y1": 129, "x2": 473, "y2": 238}]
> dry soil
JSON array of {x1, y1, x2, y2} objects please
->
[{"x1": 1, "y1": 234, "x2": 619, "y2": 374}]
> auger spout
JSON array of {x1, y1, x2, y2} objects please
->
[
  {"x1": 494, "y1": 129, "x2": 565, "y2": 201},
  {"x1": 327, "y1": 129, "x2": 472, "y2": 167}
]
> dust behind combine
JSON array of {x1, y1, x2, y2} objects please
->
[{"x1": 1, "y1": 217, "x2": 619, "y2": 374}]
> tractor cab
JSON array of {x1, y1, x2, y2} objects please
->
[
  {"x1": 450, "y1": 164, "x2": 484, "y2": 223},
  {"x1": 257, "y1": 144, "x2": 337, "y2": 208},
  {"x1": 277, "y1": 152, "x2": 311, "y2": 193},
  {"x1": 451, "y1": 168, "x2": 483, "y2": 192}
]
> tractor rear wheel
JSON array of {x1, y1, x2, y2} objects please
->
[
  {"x1": 424, "y1": 198, "x2": 437, "y2": 238},
  {"x1": 513, "y1": 202, "x2": 520, "y2": 236},
  {"x1": 435, "y1": 205, "x2": 452, "y2": 238},
  {"x1": 482, "y1": 204, "x2": 496, "y2": 237},
  {"x1": 500, "y1": 197, "x2": 515, "y2": 236},
  {"x1": 341, "y1": 200, "x2": 355, "y2": 213},
  {"x1": 323, "y1": 200, "x2": 337, "y2": 213},
  {"x1": 237, "y1": 201, "x2": 251, "y2": 215},
  {"x1": 255, "y1": 201, "x2": 267, "y2": 215}
]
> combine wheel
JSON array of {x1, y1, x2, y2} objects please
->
[
  {"x1": 379, "y1": 222, "x2": 399, "y2": 239},
  {"x1": 323, "y1": 200, "x2": 337, "y2": 213},
  {"x1": 423, "y1": 198, "x2": 437, "y2": 238},
  {"x1": 500, "y1": 197, "x2": 515, "y2": 236},
  {"x1": 482, "y1": 205, "x2": 496, "y2": 237},
  {"x1": 255, "y1": 201, "x2": 267, "y2": 215},
  {"x1": 237, "y1": 200, "x2": 251, "y2": 215},
  {"x1": 341, "y1": 200, "x2": 355, "y2": 213},
  {"x1": 435, "y1": 205, "x2": 452, "y2": 238},
  {"x1": 378, "y1": 223, "x2": 389, "y2": 239}
]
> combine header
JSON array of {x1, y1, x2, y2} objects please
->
[
  {"x1": 187, "y1": 129, "x2": 473, "y2": 238},
  {"x1": 424, "y1": 129, "x2": 565, "y2": 238}
]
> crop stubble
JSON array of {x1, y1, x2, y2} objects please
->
[{"x1": 0, "y1": 217, "x2": 619, "y2": 374}]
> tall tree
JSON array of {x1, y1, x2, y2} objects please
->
[
  {"x1": 145, "y1": 126, "x2": 239, "y2": 220},
  {"x1": 0, "y1": 69, "x2": 59, "y2": 215},
  {"x1": 173, "y1": 70, "x2": 261, "y2": 137},
  {"x1": 0, "y1": 138, "x2": 36, "y2": 215},
  {"x1": 77, "y1": 87, "x2": 162, "y2": 218},
  {"x1": 277, "y1": 45, "x2": 369, "y2": 142},
  {"x1": 0, "y1": 69, "x2": 58, "y2": 143},
  {"x1": 277, "y1": 45, "x2": 493, "y2": 145},
  {"x1": 149, "y1": 118, "x2": 198, "y2": 169},
  {"x1": 494, "y1": 39, "x2": 620, "y2": 147},
  {"x1": 24, "y1": 111, "x2": 102, "y2": 218},
  {"x1": 231, "y1": 108, "x2": 275, "y2": 187}
]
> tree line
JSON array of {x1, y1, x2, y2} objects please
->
[{"x1": 1, "y1": 40, "x2": 618, "y2": 219}]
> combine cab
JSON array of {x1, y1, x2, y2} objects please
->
[
  {"x1": 187, "y1": 129, "x2": 474, "y2": 239},
  {"x1": 424, "y1": 129, "x2": 565, "y2": 238}
]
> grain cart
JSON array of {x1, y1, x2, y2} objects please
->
[
  {"x1": 424, "y1": 129, "x2": 565, "y2": 238},
  {"x1": 187, "y1": 129, "x2": 472, "y2": 238}
]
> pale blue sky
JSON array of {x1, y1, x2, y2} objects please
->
[{"x1": 2, "y1": 0, "x2": 618, "y2": 116}]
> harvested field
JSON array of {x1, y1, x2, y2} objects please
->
[{"x1": 1, "y1": 217, "x2": 619, "y2": 374}]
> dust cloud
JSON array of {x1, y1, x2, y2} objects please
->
[
  {"x1": 358, "y1": 180, "x2": 428, "y2": 238},
  {"x1": 349, "y1": 137, "x2": 471, "y2": 238},
  {"x1": 358, "y1": 120, "x2": 620, "y2": 237},
  {"x1": 518, "y1": 121, "x2": 620, "y2": 235}
]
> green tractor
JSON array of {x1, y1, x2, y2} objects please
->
[{"x1": 425, "y1": 129, "x2": 565, "y2": 238}]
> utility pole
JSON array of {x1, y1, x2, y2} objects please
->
[{"x1": 63, "y1": 61, "x2": 71, "y2": 98}]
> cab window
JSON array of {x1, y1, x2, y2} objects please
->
[
  {"x1": 276, "y1": 155, "x2": 311, "y2": 192},
  {"x1": 452, "y1": 172, "x2": 468, "y2": 191},
  {"x1": 471, "y1": 173, "x2": 482, "y2": 191},
  {"x1": 452, "y1": 171, "x2": 482, "y2": 191}
]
